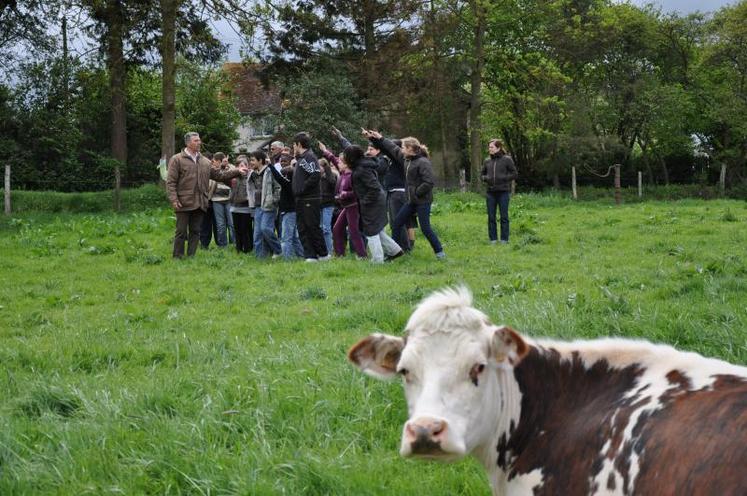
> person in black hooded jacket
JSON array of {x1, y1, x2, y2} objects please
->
[
  {"x1": 345, "y1": 145, "x2": 403, "y2": 263},
  {"x1": 366, "y1": 131, "x2": 445, "y2": 260}
]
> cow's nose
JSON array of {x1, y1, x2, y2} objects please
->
[{"x1": 405, "y1": 416, "x2": 448, "y2": 454}]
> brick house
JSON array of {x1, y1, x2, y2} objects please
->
[{"x1": 223, "y1": 63, "x2": 282, "y2": 152}]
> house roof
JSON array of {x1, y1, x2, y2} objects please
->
[{"x1": 222, "y1": 63, "x2": 281, "y2": 115}]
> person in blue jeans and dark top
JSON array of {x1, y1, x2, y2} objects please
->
[
  {"x1": 366, "y1": 130, "x2": 446, "y2": 260},
  {"x1": 481, "y1": 139, "x2": 518, "y2": 244}
]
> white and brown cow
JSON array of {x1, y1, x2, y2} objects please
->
[{"x1": 348, "y1": 287, "x2": 747, "y2": 495}]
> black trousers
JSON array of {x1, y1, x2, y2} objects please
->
[
  {"x1": 174, "y1": 209, "x2": 204, "y2": 258},
  {"x1": 296, "y1": 198, "x2": 328, "y2": 258},
  {"x1": 232, "y1": 211, "x2": 254, "y2": 253}
]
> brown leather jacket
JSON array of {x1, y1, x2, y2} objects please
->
[{"x1": 166, "y1": 150, "x2": 241, "y2": 212}]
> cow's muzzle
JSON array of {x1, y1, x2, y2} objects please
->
[{"x1": 401, "y1": 416, "x2": 462, "y2": 459}]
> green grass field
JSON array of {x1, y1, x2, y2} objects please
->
[{"x1": 1, "y1": 192, "x2": 745, "y2": 495}]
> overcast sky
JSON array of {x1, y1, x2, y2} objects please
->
[
  {"x1": 216, "y1": 0, "x2": 738, "y2": 62},
  {"x1": 623, "y1": 0, "x2": 734, "y2": 13}
]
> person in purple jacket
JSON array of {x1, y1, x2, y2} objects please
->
[{"x1": 319, "y1": 142, "x2": 367, "y2": 258}]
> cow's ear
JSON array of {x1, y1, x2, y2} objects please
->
[
  {"x1": 348, "y1": 333, "x2": 405, "y2": 380},
  {"x1": 491, "y1": 326, "x2": 529, "y2": 366}
]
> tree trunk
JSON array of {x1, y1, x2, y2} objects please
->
[
  {"x1": 468, "y1": 0, "x2": 486, "y2": 190},
  {"x1": 430, "y1": 0, "x2": 450, "y2": 187},
  {"x1": 107, "y1": 0, "x2": 127, "y2": 211},
  {"x1": 160, "y1": 0, "x2": 178, "y2": 172},
  {"x1": 361, "y1": 0, "x2": 377, "y2": 122},
  {"x1": 659, "y1": 155, "x2": 670, "y2": 186}
]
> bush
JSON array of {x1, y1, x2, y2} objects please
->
[{"x1": 5, "y1": 184, "x2": 168, "y2": 213}]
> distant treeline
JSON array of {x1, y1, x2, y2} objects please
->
[{"x1": 1, "y1": 0, "x2": 745, "y2": 192}]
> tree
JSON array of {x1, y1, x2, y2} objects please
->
[
  {"x1": 696, "y1": 1, "x2": 747, "y2": 186},
  {"x1": 256, "y1": 0, "x2": 420, "y2": 120},
  {"x1": 275, "y1": 60, "x2": 368, "y2": 148}
]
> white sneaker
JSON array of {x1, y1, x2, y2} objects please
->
[
  {"x1": 272, "y1": 253, "x2": 281, "y2": 259},
  {"x1": 305, "y1": 258, "x2": 318, "y2": 263},
  {"x1": 319, "y1": 254, "x2": 332, "y2": 261}
]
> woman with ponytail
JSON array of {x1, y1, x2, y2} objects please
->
[{"x1": 366, "y1": 131, "x2": 446, "y2": 260}]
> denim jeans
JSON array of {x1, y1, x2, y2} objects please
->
[
  {"x1": 392, "y1": 202, "x2": 443, "y2": 255},
  {"x1": 320, "y1": 205, "x2": 334, "y2": 254},
  {"x1": 280, "y1": 211, "x2": 305, "y2": 259},
  {"x1": 212, "y1": 201, "x2": 234, "y2": 247},
  {"x1": 253, "y1": 208, "x2": 281, "y2": 258},
  {"x1": 486, "y1": 191, "x2": 511, "y2": 242},
  {"x1": 387, "y1": 190, "x2": 409, "y2": 250}
]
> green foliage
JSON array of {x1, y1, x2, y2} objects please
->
[
  {"x1": 0, "y1": 194, "x2": 745, "y2": 493},
  {"x1": 5, "y1": 184, "x2": 167, "y2": 213},
  {"x1": 175, "y1": 61, "x2": 241, "y2": 155},
  {"x1": 277, "y1": 61, "x2": 368, "y2": 147}
]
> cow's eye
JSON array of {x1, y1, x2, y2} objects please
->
[
  {"x1": 397, "y1": 368, "x2": 411, "y2": 382},
  {"x1": 469, "y1": 363, "x2": 486, "y2": 386}
]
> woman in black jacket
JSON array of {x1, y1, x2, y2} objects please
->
[
  {"x1": 367, "y1": 131, "x2": 445, "y2": 259},
  {"x1": 344, "y1": 145, "x2": 403, "y2": 263},
  {"x1": 481, "y1": 139, "x2": 518, "y2": 244}
]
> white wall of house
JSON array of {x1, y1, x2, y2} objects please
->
[{"x1": 233, "y1": 114, "x2": 277, "y2": 152}]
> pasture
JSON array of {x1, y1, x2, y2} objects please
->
[{"x1": 1, "y1": 192, "x2": 745, "y2": 495}]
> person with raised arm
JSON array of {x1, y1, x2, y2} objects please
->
[
  {"x1": 365, "y1": 130, "x2": 445, "y2": 260},
  {"x1": 166, "y1": 132, "x2": 248, "y2": 258}
]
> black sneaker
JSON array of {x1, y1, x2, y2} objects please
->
[{"x1": 385, "y1": 251, "x2": 405, "y2": 262}]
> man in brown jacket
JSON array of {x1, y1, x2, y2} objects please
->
[{"x1": 167, "y1": 132, "x2": 248, "y2": 258}]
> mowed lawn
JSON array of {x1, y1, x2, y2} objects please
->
[{"x1": 1, "y1": 192, "x2": 745, "y2": 495}]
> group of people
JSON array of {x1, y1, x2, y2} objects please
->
[{"x1": 166, "y1": 129, "x2": 517, "y2": 261}]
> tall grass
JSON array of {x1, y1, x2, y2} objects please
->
[{"x1": 1, "y1": 193, "x2": 745, "y2": 494}]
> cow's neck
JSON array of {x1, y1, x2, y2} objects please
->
[
  {"x1": 472, "y1": 361, "x2": 523, "y2": 494},
  {"x1": 484, "y1": 343, "x2": 645, "y2": 494}
]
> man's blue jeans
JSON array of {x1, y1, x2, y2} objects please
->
[
  {"x1": 486, "y1": 190, "x2": 511, "y2": 242},
  {"x1": 212, "y1": 201, "x2": 234, "y2": 247},
  {"x1": 320, "y1": 205, "x2": 334, "y2": 254},
  {"x1": 280, "y1": 211, "x2": 304, "y2": 259},
  {"x1": 254, "y1": 208, "x2": 281, "y2": 258}
]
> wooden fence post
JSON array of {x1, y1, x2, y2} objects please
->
[
  {"x1": 614, "y1": 164, "x2": 621, "y2": 205},
  {"x1": 638, "y1": 171, "x2": 642, "y2": 198},
  {"x1": 4, "y1": 165, "x2": 10, "y2": 215},
  {"x1": 459, "y1": 169, "x2": 467, "y2": 193},
  {"x1": 571, "y1": 166, "x2": 577, "y2": 199},
  {"x1": 719, "y1": 164, "x2": 727, "y2": 196}
]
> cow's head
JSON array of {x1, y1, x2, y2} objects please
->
[{"x1": 348, "y1": 287, "x2": 528, "y2": 461}]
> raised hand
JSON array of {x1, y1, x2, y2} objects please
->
[{"x1": 318, "y1": 141, "x2": 328, "y2": 153}]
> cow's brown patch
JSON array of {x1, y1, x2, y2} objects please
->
[
  {"x1": 496, "y1": 346, "x2": 645, "y2": 495},
  {"x1": 624, "y1": 373, "x2": 747, "y2": 495}
]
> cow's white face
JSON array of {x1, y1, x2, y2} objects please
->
[{"x1": 348, "y1": 288, "x2": 528, "y2": 462}]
